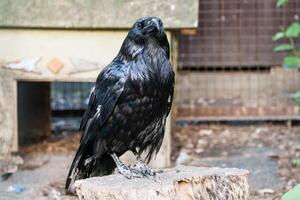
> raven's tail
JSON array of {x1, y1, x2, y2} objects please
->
[{"x1": 65, "y1": 129, "x2": 116, "y2": 194}]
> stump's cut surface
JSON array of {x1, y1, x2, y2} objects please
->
[{"x1": 74, "y1": 166, "x2": 249, "y2": 200}]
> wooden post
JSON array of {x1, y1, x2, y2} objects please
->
[
  {"x1": 0, "y1": 72, "x2": 17, "y2": 159},
  {"x1": 75, "y1": 166, "x2": 250, "y2": 200}
]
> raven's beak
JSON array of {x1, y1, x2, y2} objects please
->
[
  {"x1": 142, "y1": 18, "x2": 162, "y2": 35},
  {"x1": 151, "y1": 18, "x2": 161, "y2": 34}
]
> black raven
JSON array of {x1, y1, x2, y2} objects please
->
[{"x1": 66, "y1": 16, "x2": 174, "y2": 193}]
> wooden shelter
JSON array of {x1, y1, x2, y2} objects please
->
[{"x1": 0, "y1": 0, "x2": 199, "y2": 166}]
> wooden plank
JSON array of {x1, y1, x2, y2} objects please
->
[
  {"x1": 0, "y1": 0, "x2": 198, "y2": 29},
  {"x1": 0, "y1": 72, "x2": 17, "y2": 158},
  {"x1": 177, "y1": 116, "x2": 300, "y2": 123},
  {"x1": 176, "y1": 106, "x2": 300, "y2": 118}
]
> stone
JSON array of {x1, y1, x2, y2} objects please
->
[
  {"x1": 0, "y1": 155, "x2": 23, "y2": 182},
  {"x1": 258, "y1": 188, "x2": 275, "y2": 195},
  {"x1": 75, "y1": 166, "x2": 249, "y2": 200},
  {"x1": 198, "y1": 129, "x2": 213, "y2": 136}
]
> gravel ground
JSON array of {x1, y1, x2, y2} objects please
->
[
  {"x1": 172, "y1": 124, "x2": 300, "y2": 200},
  {"x1": 0, "y1": 154, "x2": 75, "y2": 200},
  {"x1": 1, "y1": 124, "x2": 299, "y2": 200},
  {"x1": 0, "y1": 133, "x2": 80, "y2": 200}
]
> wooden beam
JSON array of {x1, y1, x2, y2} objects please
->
[{"x1": 0, "y1": 0, "x2": 198, "y2": 29}]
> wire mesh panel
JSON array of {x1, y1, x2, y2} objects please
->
[
  {"x1": 179, "y1": 0, "x2": 300, "y2": 68},
  {"x1": 50, "y1": 82, "x2": 94, "y2": 131},
  {"x1": 51, "y1": 82, "x2": 94, "y2": 111},
  {"x1": 177, "y1": 0, "x2": 300, "y2": 119}
]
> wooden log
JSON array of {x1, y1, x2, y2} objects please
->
[{"x1": 74, "y1": 166, "x2": 249, "y2": 200}]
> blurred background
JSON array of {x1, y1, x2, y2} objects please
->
[{"x1": 0, "y1": 0, "x2": 300, "y2": 199}]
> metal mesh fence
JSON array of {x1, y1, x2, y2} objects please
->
[
  {"x1": 176, "y1": 0, "x2": 300, "y2": 120},
  {"x1": 179, "y1": 0, "x2": 300, "y2": 68},
  {"x1": 50, "y1": 82, "x2": 94, "y2": 131},
  {"x1": 51, "y1": 82, "x2": 94, "y2": 111}
]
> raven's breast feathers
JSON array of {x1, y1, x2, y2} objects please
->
[{"x1": 66, "y1": 17, "x2": 175, "y2": 193}]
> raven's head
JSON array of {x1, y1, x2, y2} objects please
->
[
  {"x1": 119, "y1": 16, "x2": 170, "y2": 60},
  {"x1": 133, "y1": 16, "x2": 164, "y2": 37}
]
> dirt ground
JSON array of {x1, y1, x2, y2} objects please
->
[
  {"x1": 173, "y1": 123, "x2": 300, "y2": 200},
  {"x1": 0, "y1": 124, "x2": 299, "y2": 200},
  {"x1": 0, "y1": 133, "x2": 81, "y2": 200}
]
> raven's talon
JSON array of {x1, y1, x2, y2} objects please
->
[
  {"x1": 149, "y1": 168, "x2": 163, "y2": 175},
  {"x1": 144, "y1": 168, "x2": 157, "y2": 177},
  {"x1": 130, "y1": 168, "x2": 145, "y2": 178},
  {"x1": 153, "y1": 174, "x2": 162, "y2": 183},
  {"x1": 117, "y1": 165, "x2": 144, "y2": 179},
  {"x1": 130, "y1": 162, "x2": 163, "y2": 178},
  {"x1": 117, "y1": 166, "x2": 132, "y2": 179}
]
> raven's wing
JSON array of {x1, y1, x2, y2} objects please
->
[
  {"x1": 166, "y1": 70, "x2": 175, "y2": 116},
  {"x1": 79, "y1": 62, "x2": 129, "y2": 140},
  {"x1": 66, "y1": 62, "x2": 129, "y2": 191}
]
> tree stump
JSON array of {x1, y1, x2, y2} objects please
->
[{"x1": 74, "y1": 166, "x2": 249, "y2": 200}]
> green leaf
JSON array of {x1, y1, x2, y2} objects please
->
[
  {"x1": 281, "y1": 184, "x2": 300, "y2": 200},
  {"x1": 283, "y1": 56, "x2": 300, "y2": 68},
  {"x1": 291, "y1": 158, "x2": 300, "y2": 166},
  {"x1": 294, "y1": 91, "x2": 300, "y2": 99},
  {"x1": 273, "y1": 44, "x2": 293, "y2": 52},
  {"x1": 286, "y1": 22, "x2": 300, "y2": 37},
  {"x1": 277, "y1": 0, "x2": 289, "y2": 7},
  {"x1": 273, "y1": 32, "x2": 286, "y2": 41},
  {"x1": 294, "y1": 92, "x2": 300, "y2": 106}
]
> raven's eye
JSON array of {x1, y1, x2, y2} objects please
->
[{"x1": 137, "y1": 22, "x2": 143, "y2": 29}]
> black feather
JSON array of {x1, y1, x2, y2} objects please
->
[{"x1": 66, "y1": 16, "x2": 174, "y2": 193}]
